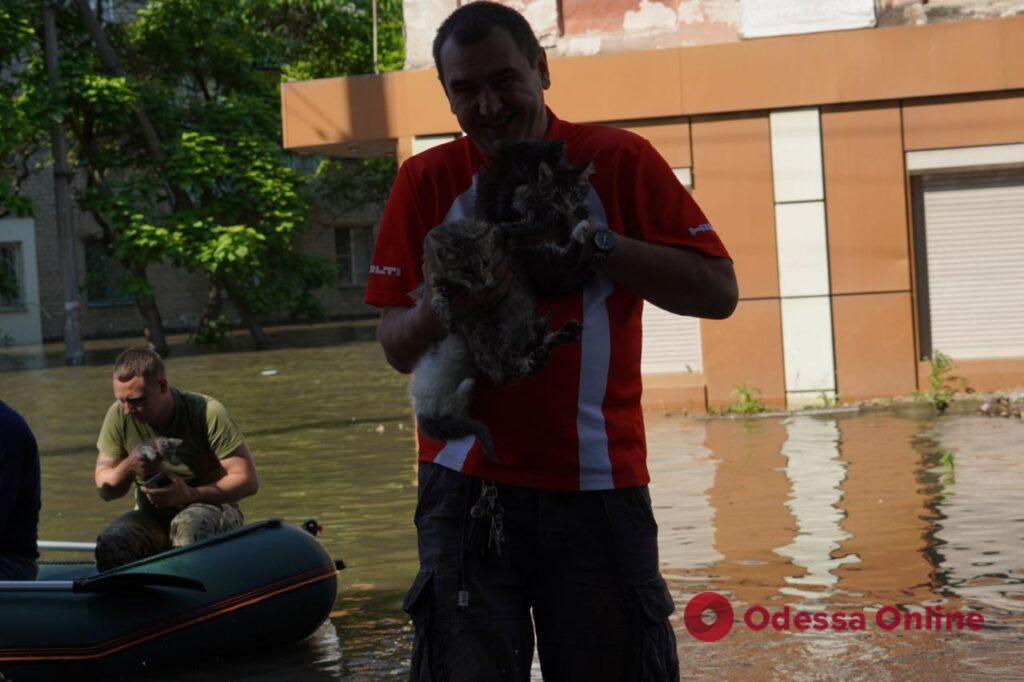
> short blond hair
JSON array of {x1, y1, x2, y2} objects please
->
[{"x1": 112, "y1": 347, "x2": 165, "y2": 383}]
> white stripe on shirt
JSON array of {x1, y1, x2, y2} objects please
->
[{"x1": 577, "y1": 187, "x2": 615, "y2": 490}]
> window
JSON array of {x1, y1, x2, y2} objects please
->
[
  {"x1": 912, "y1": 170, "x2": 1024, "y2": 360},
  {"x1": 84, "y1": 238, "x2": 133, "y2": 306},
  {"x1": 0, "y1": 242, "x2": 24, "y2": 309},
  {"x1": 335, "y1": 226, "x2": 375, "y2": 287}
]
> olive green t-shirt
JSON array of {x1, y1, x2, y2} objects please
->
[{"x1": 97, "y1": 388, "x2": 245, "y2": 516}]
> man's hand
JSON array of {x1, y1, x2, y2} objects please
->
[
  {"x1": 141, "y1": 472, "x2": 195, "y2": 509},
  {"x1": 125, "y1": 448, "x2": 161, "y2": 481}
]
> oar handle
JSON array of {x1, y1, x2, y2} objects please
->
[{"x1": 38, "y1": 541, "x2": 97, "y2": 552}]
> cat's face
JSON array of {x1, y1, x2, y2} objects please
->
[
  {"x1": 512, "y1": 158, "x2": 594, "y2": 217},
  {"x1": 423, "y1": 220, "x2": 501, "y2": 292}
]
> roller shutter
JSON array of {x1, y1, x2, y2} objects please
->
[
  {"x1": 922, "y1": 174, "x2": 1024, "y2": 359},
  {"x1": 641, "y1": 303, "x2": 703, "y2": 374}
]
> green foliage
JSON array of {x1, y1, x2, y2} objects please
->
[
  {"x1": 0, "y1": 1, "x2": 56, "y2": 218},
  {"x1": 3, "y1": 0, "x2": 404, "y2": 341},
  {"x1": 191, "y1": 313, "x2": 233, "y2": 346},
  {"x1": 709, "y1": 383, "x2": 768, "y2": 416},
  {"x1": 728, "y1": 383, "x2": 767, "y2": 414},
  {"x1": 915, "y1": 350, "x2": 967, "y2": 414}
]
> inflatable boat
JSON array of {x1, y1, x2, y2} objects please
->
[{"x1": 0, "y1": 519, "x2": 340, "y2": 678}]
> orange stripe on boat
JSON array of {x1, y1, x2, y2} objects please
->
[{"x1": 0, "y1": 563, "x2": 337, "y2": 662}]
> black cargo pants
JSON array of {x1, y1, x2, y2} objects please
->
[{"x1": 403, "y1": 463, "x2": 679, "y2": 681}]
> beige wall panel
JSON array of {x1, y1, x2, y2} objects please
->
[
  {"x1": 821, "y1": 104, "x2": 911, "y2": 294},
  {"x1": 281, "y1": 76, "x2": 392, "y2": 150},
  {"x1": 705, "y1": 419, "x2": 796, "y2": 605},
  {"x1": 392, "y1": 68, "x2": 460, "y2": 134},
  {"x1": 918, "y1": 357, "x2": 1024, "y2": 394},
  {"x1": 546, "y1": 49, "x2": 683, "y2": 123},
  {"x1": 702, "y1": 299, "x2": 786, "y2": 409},
  {"x1": 833, "y1": 19, "x2": 1013, "y2": 104},
  {"x1": 833, "y1": 293, "x2": 917, "y2": 401},
  {"x1": 832, "y1": 416, "x2": 936, "y2": 604},
  {"x1": 282, "y1": 18, "x2": 1024, "y2": 151},
  {"x1": 690, "y1": 114, "x2": 778, "y2": 298},
  {"x1": 903, "y1": 93, "x2": 1024, "y2": 152},
  {"x1": 641, "y1": 372, "x2": 705, "y2": 412},
  {"x1": 678, "y1": 32, "x2": 839, "y2": 115},
  {"x1": 616, "y1": 118, "x2": 691, "y2": 168}
]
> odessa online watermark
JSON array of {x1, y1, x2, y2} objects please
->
[{"x1": 683, "y1": 592, "x2": 985, "y2": 643}]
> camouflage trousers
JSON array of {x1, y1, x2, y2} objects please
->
[{"x1": 95, "y1": 503, "x2": 243, "y2": 572}]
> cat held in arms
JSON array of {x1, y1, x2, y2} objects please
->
[{"x1": 410, "y1": 141, "x2": 597, "y2": 463}]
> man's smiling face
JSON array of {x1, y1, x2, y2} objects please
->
[{"x1": 439, "y1": 27, "x2": 550, "y2": 159}]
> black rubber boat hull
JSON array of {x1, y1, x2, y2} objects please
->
[{"x1": 0, "y1": 519, "x2": 338, "y2": 678}]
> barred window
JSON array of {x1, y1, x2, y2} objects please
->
[
  {"x1": 0, "y1": 242, "x2": 24, "y2": 310},
  {"x1": 335, "y1": 226, "x2": 375, "y2": 287}
]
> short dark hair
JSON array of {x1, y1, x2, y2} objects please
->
[
  {"x1": 432, "y1": 1, "x2": 543, "y2": 84},
  {"x1": 113, "y1": 347, "x2": 165, "y2": 384}
]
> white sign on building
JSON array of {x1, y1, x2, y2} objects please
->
[{"x1": 739, "y1": 0, "x2": 876, "y2": 39}]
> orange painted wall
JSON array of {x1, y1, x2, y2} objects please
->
[
  {"x1": 833, "y1": 293, "x2": 918, "y2": 401},
  {"x1": 702, "y1": 299, "x2": 786, "y2": 410},
  {"x1": 821, "y1": 103, "x2": 911, "y2": 295}
]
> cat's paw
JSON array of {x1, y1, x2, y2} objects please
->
[
  {"x1": 571, "y1": 220, "x2": 595, "y2": 244},
  {"x1": 560, "y1": 320, "x2": 583, "y2": 343}
]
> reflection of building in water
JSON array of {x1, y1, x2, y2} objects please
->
[
  {"x1": 773, "y1": 417, "x2": 860, "y2": 600},
  {"x1": 645, "y1": 416, "x2": 722, "y2": 576},
  {"x1": 704, "y1": 419, "x2": 795, "y2": 607},
  {"x1": 927, "y1": 417, "x2": 1024, "y2": 614},
  {"x1": 833, "y1": 415, "x2": 937, "y2": 607}
]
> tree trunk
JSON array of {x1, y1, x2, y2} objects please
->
[
  {"x1": 199, "y1": 274, "x2": 223, "y2": 329},
  {"x1": 226, "y1": 285, "x2": 270, "y2": 350},
  {"x1": 131, "y1": 265, "x2": 169, "y2": 356},
  {"x1": 43, "y1": 0, "x2": 85, "y2": 365}
]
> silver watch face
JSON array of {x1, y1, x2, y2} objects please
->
[{"x1": 594, "y1": 229, "x2": 616, "y2": 252}]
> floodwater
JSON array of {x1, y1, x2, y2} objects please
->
[{"x1": 1, "y1": 321, "x2": 1022, "y2": 680}]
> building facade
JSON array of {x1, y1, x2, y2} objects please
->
[
  {"x1": 0, "y1": 164, "x2": 381, "y2": 346},
  {"x1": 280, "y1": 1, "x2": 1024, "y2": 411}
]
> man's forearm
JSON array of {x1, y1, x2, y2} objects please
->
[
  {"x1": 95, "y1": 456, "x2": 135, "y2": 501},
  {"x1": 187, "y1": 472, "x2": 258, "y2": 506},
  {"x1": 595, "y1": 234, "x2": 738, "y2": 319},
  {"x1": 378, "y1": 300, "x2": 446, "y2": 374}
]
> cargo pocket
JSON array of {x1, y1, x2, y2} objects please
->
[
  {"x1": 402, "y1": 568, "x2": 445, "y2": 681},
  {"x1": 631, "y1": 576, "x2": 679, "y2": 682}
]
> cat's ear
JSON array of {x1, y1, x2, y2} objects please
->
[
  {"x1": 511, "y1": 184, "x2": 530, "y2": 214},
  {"x1": 537, "y1": 162, "x2": 554, "y2": 182},
  {"x1": 579, "y1": 162, "x2": 595, "y2": 183}
]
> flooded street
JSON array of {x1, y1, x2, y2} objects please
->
[{"x1": 1, "y1": 322, "x2": 1022, "y2": 679}]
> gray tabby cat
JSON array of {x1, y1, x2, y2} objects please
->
[
  {"x1": 410, "y1": 218, "x2": 583, "y2": 462},
  {"x1": 476, "y1": 140, "x2": 596, "y2": 297}
]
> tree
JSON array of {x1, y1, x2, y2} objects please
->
[
  {"x1": 0, "y1": 1, "x2": 52, "y2": 220},
  {"x1": 2, "y1": 0, "x2": 404, "y2": 350}
]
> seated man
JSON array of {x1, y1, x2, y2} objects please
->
[
  {"x1": 94, "y1": 347, "x2": 259, "y2": 571},
  {"x1": 0, "y1": 400, "x2": 41, "y2": 580}
]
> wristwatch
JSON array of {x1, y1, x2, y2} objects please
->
[{"x1": 591, "y1": 228, "x2": 617, "y2": 263}]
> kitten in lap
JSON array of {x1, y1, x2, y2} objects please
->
[
  {"x1": 411, "y1": 218, "x2": 582, "y2": 461},
  {"x1": 477, "y1": 140, "x2": 596, "y2": 297}
]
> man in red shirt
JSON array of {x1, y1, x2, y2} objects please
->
[{"x1": 367, "y1": 3, "x2": 737, "y2": 679}]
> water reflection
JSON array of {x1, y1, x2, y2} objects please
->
[
  {"x1": 773, "y1": 417, "x2": 859, "y2": 601},
  {"x1": 2, "y1": 328, "x2": 1022, "y2": 678}
]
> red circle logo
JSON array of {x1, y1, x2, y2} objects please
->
[{"x1": 684, "y1": 592, "x2": 734, "y2": 642}]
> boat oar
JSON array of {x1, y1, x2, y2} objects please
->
[
  {"x1": 0, "y1": 573, "x2": 206, "y2": 593},
  {"x1": 74, "y1": 572, "x2": 207, "y2": 593},
  {"x1": 38, "y1": 540, "x2": 96, "y2": 553}
]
